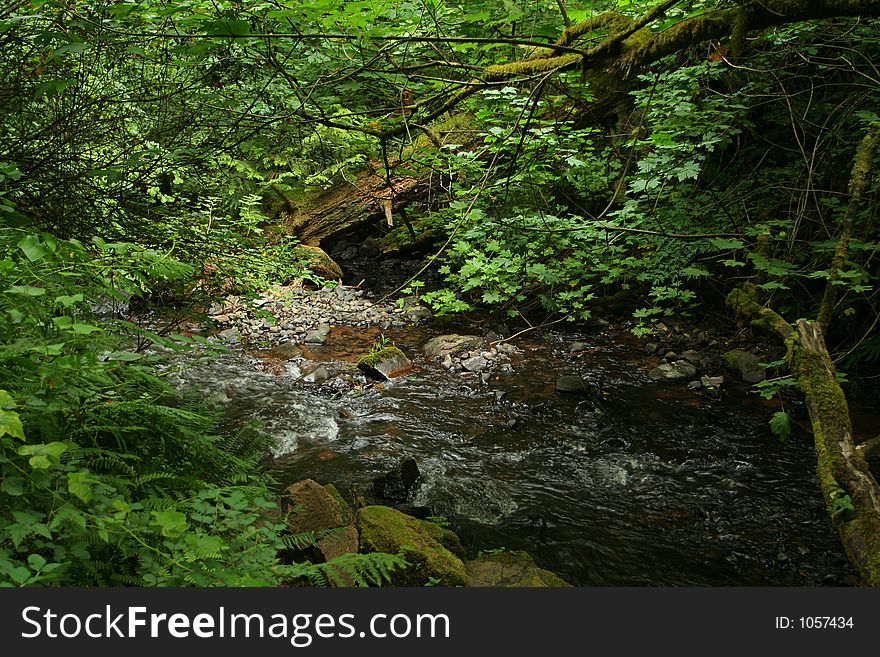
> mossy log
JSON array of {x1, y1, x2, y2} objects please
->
[
  {"x1": 793, "y1": 320, "x2": 880, "y2": 585},
  {"x1": 281, "y1": 167, "x2": 434, "y2": 247},
  {"x1": 727, "y1": 286, "x2": 880, "y2": 586}
]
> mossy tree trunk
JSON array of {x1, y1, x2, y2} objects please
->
[{"x1": 727, "y1": 123, "x2": 880, "y2": 586}]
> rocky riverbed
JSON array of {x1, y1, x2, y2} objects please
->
[{"x1": 157, "y1": 281, "x2": 878, "y2": 586}]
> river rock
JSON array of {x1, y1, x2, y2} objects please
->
[
  {"x1": 465, "y1": 550, "x2": 570, "y2": 587},
  {"x1": 681, "y1": 349, "x2": 703, "y2": 364},
  {"x1": 687, "y1": 380, "x2": 702, "y2": 391},
  {"x1": 724, "y1": 349, "x2": 765, "y2": 383},
  {"x1": 370, "y1": 458, "x2": 421, "y2": 505},
  {"x1": 283, "y1": 479, "x2": 347, "y2": 534},
  {"x1": 217, "y1": 327, "x2": 240, "y2": 342},
  {"x1": 302, "y1": 365, "x2": 330, "y2": 384},
  {"x1": 357, "y1": 506, "x2": 468, "y2": 587},
  {"x1": 555, "y1": 375, "x2": 600, "y2": 397},
  {"x1": 357, "y1": 346, "x2": 413, "y2": 380},
  {"x1": 317, "y1": 525, "x2": 360, "y2": 563},
  {"x1": 304, "y1": 324, "x2": 331, "y2": 344},
  {"x1": 423, "y1": 334, "x2": 484, "y2": 360},
  {"x1": 701, "y1": 375, "x2": 724, "y2": 399},
  {"x1": 406, "y1": 306, "x2": 433, "y2": 322},
  {"x1": 648, "y1": 361, "x2": 697, "y2": 382},
  {"x1": 462, "y1": 355, "x2": 488, "y2": 372}
]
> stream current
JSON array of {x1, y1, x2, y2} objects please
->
[{"x1": 166, "y1": 324, "x2": 856, "y2": 586}]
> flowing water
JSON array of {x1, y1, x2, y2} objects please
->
[{"x1": 166, "y1": 325, "x2": 860, "y2": 586}]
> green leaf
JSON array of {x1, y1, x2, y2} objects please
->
[
  {"x1": 27, "y1": 554, "x2": 46, "y2": 571},
  {"x1": 18, "y1": 235, "x2": 50, "y2": 262},
  {"x1": 105, "y1": 351, "x2": 143, "y2": 362},
  {"x1": 67, "y1": 472, "x2": 93, "y2": 503},
  {"x1": 1, "y1": 477, "x2": 24, "y2": 496},
  {"x1": 710, "y1": 238, "x2": 745, "y2": 250},
  {"x1": 18, "y1": 442, "x2": 68, "y2": 470},
  {"x1": 204, "y1": 19, "x2": 251, "y2": 36},
  {"x1": 830, "y1": 494, "x2": 855, "y2": 521},
  {"x1": 49, "y1": 506, "x2": 87, "y2": 532},
  {"x1": 0, "y1": 390, "x2": 17, "y2": 410},
  {"x1": 151, "y1": 510, "x2": 188, "y2": 537},
  {"x1": 54, "y1": 294, "x2": 83, "y2": 308},
  {"x1": 9, "y1": 566, "x2": 31, "y2": 585},
  {"x1": 769, "y1": 411, "x2": 790, "y2": 442},
  {"x1": 5, "y1": 285, "x2": 46, "y2": 297},
  {"x1": 0, "y1": 408, "x2": 24, "y2": 440}
]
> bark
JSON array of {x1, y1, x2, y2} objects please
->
[{"x1": 282, "y1": 166, "x2": 436, "y2": 247}]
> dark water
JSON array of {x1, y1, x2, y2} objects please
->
[{"x1": 167, "y1": 327, "x2": 856, "y2": 586}]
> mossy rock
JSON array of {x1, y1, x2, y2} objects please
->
[
  {"x1": 357, "y1": 505, "x2": 467, "y2": 587},
  {"x1": 465, "y1": 550, "x2": 570, "y2": 587},
  {"x1": 357, "y1": 346, "x2": 412, "y2": 380},
  {"x1": 418, "y1": 518, "x2": 466, "y2": 560},
  {"x1": 724, "y1": 349, "x2": 765, "y2": 383},
  {"x1": 293, "y1": 244, "x2": 343, "y2": 280},
  {"x1": 323, "y1": 483, "x2": 354, "y2": 525},
  {"x1": 284, "y1": 479, "x2": 346, "y2": 534}
]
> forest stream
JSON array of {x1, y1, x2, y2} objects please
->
[{"x1": 164, "y1": 314, "x2": 867, "y2": 587}]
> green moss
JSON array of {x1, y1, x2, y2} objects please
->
[
  {"x1": 323, "y1": 483, "x2": 353, "y2": 524},
  {"x1": 466, "y1": 550, "x2": 570, "y2": 587},
  {"x1": 357, "y1": 505, "x2": 467, "y2": 586},
  {"x1": 293, "y1": 244, "x2": 343, "y2": 280},
  {"x1": 726, "y1": 285, "x2": 794, "y2": 339},
  {"x1": 357, "y1": 345, "x2": 407, "y2": 368},
  {"x1": 487, "y1": 53, "x2": 581, "y2": 78}
]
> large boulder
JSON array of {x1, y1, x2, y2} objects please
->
[
  {"x1": 423, "y1": 334, "x2": 484, "y2": 360},
  {"x1": 283, "y1": 480, "x2": 358, "y2": 564},
  {"x1": 724, "y1": 349, "x2": 765, "y2": 383},
  {"x1": 357, "y1": 506, "x2": 467, "y2": 586},
  {"x1": 284, "y1": 479, "x2": 347, "y2": 533},
  {"x1": 357, "y1": 346, "x2": 413, "y2": 380},
  {"x1": 465, "y1": 550, "x2": 570, "y2": 587}
]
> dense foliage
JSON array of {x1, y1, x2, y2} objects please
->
[{"x1": 1, "y1": 0, "x2": 879, "y2": 585}]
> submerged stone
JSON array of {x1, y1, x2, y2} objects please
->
[
  {"x1": 648, "y1": 360, "x2": 697, "y2": 382},
  {"x1": 555, "y1": 375, "x2": 600, "y2": 397},
  {"x1": 304, "y1": 324, "x2": 331, "y2": 344},
  {"x1": 370, "y1": 458, "x2": 421, "y2": 506}
]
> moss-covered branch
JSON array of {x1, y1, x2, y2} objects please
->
[
  {"x1": 726, "y1": 284, "x2": 794, "y2": 341},
  {"x1": 727, "y1": 286, "x2": 880, "y2": 586}
]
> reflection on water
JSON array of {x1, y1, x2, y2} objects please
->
[{"x1": 167, "y1": 329, "x2": 856, "y2": 586}]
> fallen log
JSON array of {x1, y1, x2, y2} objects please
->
[
  {"x1": 727, "y1": 294, "x2": 880, "y2": 586},
  {"x1": 279, "y1": 165, "x2": 439, "y2": 247}
]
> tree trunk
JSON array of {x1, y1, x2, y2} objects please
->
[{"x1": 727, "y1": 288, "x2": 880, "y2": 586}]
